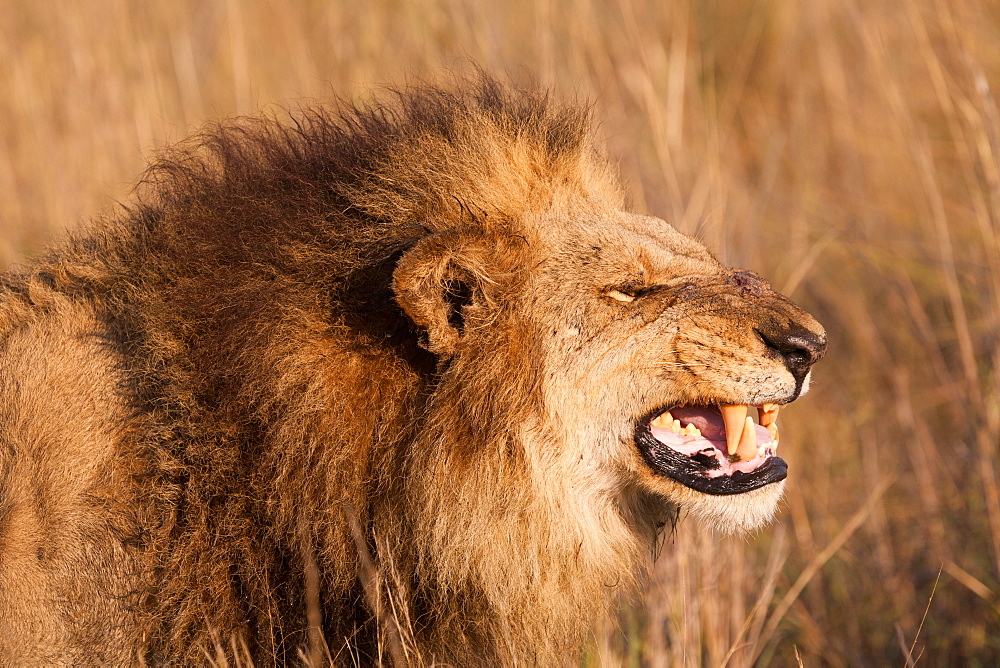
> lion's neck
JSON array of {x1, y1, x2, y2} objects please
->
[{"x1": 374, "y1": 418, "x2": 661, "y2": 664}]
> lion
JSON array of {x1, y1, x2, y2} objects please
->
[{"x1": 0, "y1": 76, "x2": 825, "y2": 665}]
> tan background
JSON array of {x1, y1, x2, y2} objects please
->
[{"x1": 2, "y1": 0, "x2": 998, "y2": 664}]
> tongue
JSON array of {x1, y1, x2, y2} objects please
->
[
  {"x1": 651, "y1": 405, "x2": 773, "y2": 455},
  {"x1": 669, "y1": 405, "x2": 727, "y2": 440},
  {"x1": 647, "y1": 406, "x2": 776, "y2": 477}
]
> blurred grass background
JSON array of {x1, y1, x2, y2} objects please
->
[{"x1": 2, "y1": 0, "x2": 999, "y2": 664}]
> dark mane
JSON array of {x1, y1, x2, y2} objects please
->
[
  {"x1": 131, "y1": 74, "x2": 602, "y2": 264},
  {"x1": 17, "y1": 75, "x2": 616, "y2": 661}
]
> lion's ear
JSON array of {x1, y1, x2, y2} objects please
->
[{"x1": 393, "y1": 227, "x2": 520, "y2": 357}]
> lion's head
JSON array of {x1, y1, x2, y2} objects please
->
[
  {"x1": 394, "y1": 198, "x2": 825, "y2": 539},
  {"x1": 383, "y1": 156, "x2": 825, "y2": 658},
  {"x1": 358, "y1": 80, "x2": 830, "y2": 659}
]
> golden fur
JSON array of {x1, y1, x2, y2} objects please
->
[{"x1": 0, "y1": 77, "x2": 824, "y2": 664}]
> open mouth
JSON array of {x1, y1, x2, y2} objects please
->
[{"x1": 634, "y1": 403, "x2": 788, "y2": 495}]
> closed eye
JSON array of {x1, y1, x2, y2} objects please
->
[
  {"x1": 605, "y1": 289, "x2": 636, "y2": 303},
  {"x1": 603, "y1": 284, "x2": 669, "y2": 303}
]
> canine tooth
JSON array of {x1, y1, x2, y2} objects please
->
[
  {"x1": 651, "y1": 411, "x2": 673, "y2": 428},
  {"x1": 720, "y1": 404, "x2": 749, "y2": 455},
  {"x1": 737, "y1": 416, "x2": 757, "y2": 461},
  {"x1": 759, "y1": 403, "x2": 780, "y2": 428}
]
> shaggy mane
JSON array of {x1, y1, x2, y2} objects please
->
[
  {"x1": 138, "y1": 75, "x2": 615, "y2": 249},
  {"x1": 4, "y1": 75, "x2": 627, "y2": 663}
]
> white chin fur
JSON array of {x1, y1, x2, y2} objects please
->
[{"x1": 667, "y1": 480, "x2": 786, "y2": 534}]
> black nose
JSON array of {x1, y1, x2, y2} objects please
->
[{"x1": 755, "y1": 326, "x2": 827, "y2": 382}]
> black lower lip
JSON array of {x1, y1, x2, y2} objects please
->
[{"x1": 635, "y1": 423, "x2": 788, "y2": 495}]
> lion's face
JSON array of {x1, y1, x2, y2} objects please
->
[
  {"x1": 394, "y1": 200, "x2": 826, "y2": 535},
  {"x1": 521, "y1": 203, "x2": 826, "y2": 533}
]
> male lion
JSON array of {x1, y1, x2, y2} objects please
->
[{"x1": 0, "y1": 77, "x2": 825, "y2": 664}]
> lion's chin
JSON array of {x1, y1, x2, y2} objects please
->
[
  {"x1": 632, "y1": 406, "x2": 789, "y2": 532},
  {"x1": 661, "y1": 479, "x2": 786, "y2": 534}
]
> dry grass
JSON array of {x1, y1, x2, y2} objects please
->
[{"x1": 2, "y1": 0, "x2": 999, "y2": 664}]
